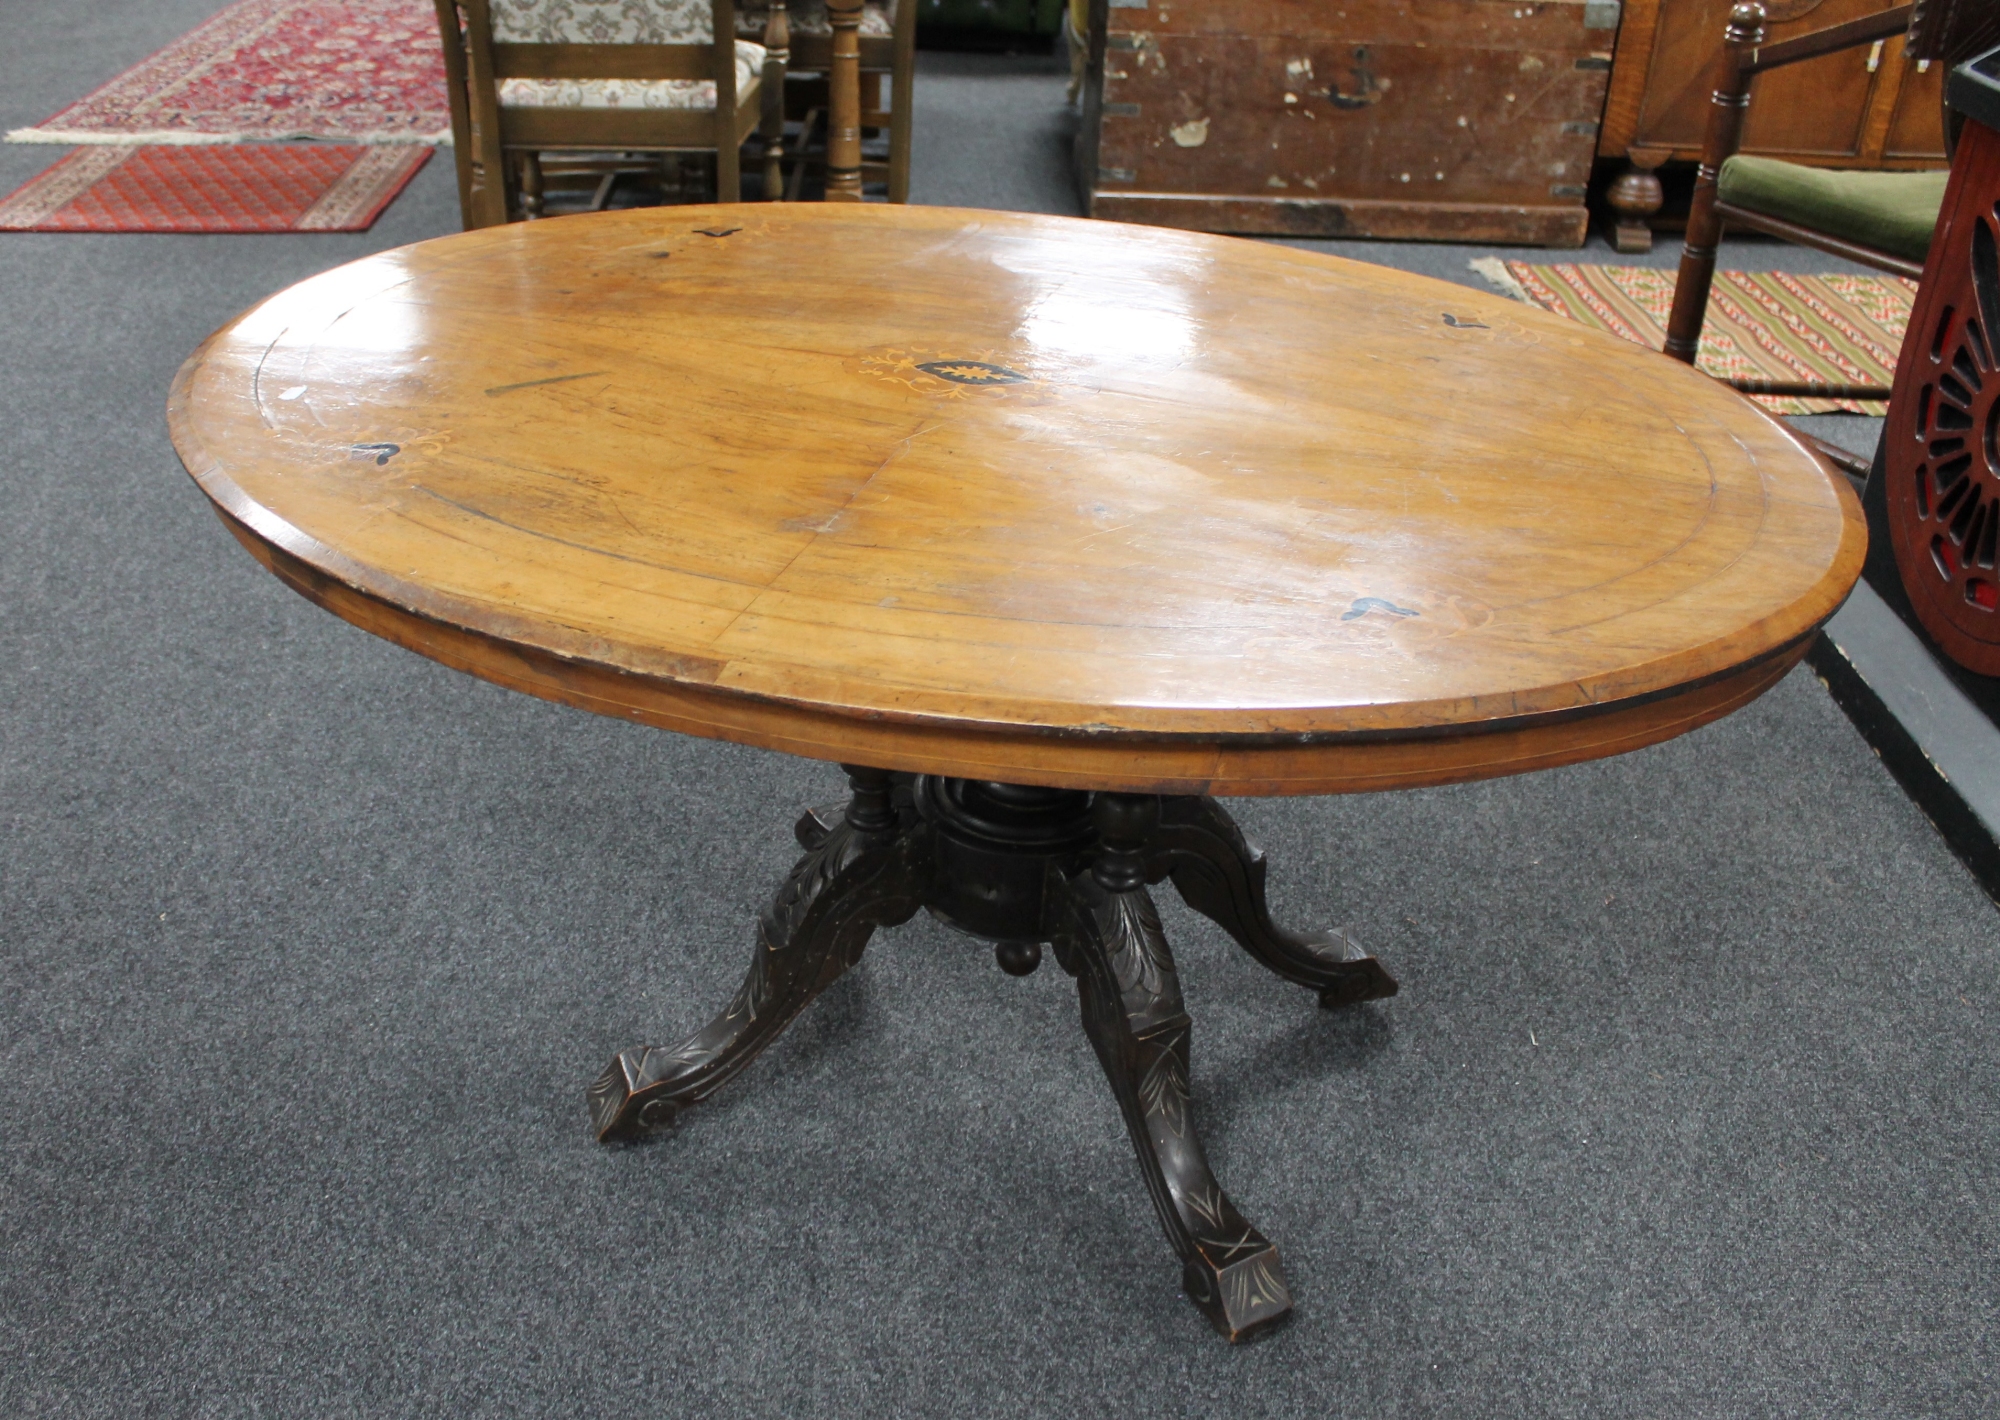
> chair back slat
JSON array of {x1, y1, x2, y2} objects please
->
[{"x1": 490, "y1": 42, "x2": 713, "y2": 80}]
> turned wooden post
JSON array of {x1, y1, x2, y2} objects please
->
[
  {"x1": 518, "y1": 150, "x2": 545, "y2": 218},
  {"x1": 711, "y1": 0, "x2": 742, "y2": 201},
  {"x1": 825, "y1": 0, "x2": 865, "y2": 200},
  {"x1": 1664, "y1": 2, "x2": 1766, "y2": 364},
  {"x1": 761, "y1": 3, "x2": 790, "y2": 200},
  {"x1": 455, "y1": 0, "x2": 511, "y2": 228}
]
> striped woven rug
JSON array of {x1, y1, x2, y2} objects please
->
[{"x1": 1474, "y1": 259, "x2": 1916, "y2": 415}]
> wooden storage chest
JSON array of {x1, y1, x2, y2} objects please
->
[{"x1": 1075, "y1": 0, "x2": 1621, "y2": 244}]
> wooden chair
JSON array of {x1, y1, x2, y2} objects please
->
[
  {"x1": 1665, "y1": 0, "x2": 2000, "y2": 416},
  {"x1": 738, "y1": 0, "x2": 916, "y2": 201},
  {"x1": 434, "y1": 0, "x2": 785, "y2": 227}
]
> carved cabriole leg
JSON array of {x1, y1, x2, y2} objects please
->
[
  {"x1": 587, "y1": 766, "x2": 925, "y2": 1141},
  {"x1": 1663, "y1": 3, "x2": 1766, "y2": 364},
  {"x1": 1048, "y1": 793, "x2": 1293, "y2": 1343},
  {"x1": 1150, "y1": 796, "x2": 1398, "y2": 1009}
]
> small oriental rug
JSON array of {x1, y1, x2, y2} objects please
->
[
  {"x1": 0, "y1": 144, "x2": 431, "y2": 233},
  {"x1": 1472, "y1": 258, "x2": 1916, "y2": 414},
  {"x1": 6, "y1": 0, "x2": 449, "y2": 146}
]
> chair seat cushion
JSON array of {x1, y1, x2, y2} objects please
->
[
  {"x1": 735, "y1": 1, "x2": 895, "y2": 39},
  {"x1": 499, "y1": 39, "x2": 764, "y2": 110},
  {"x1": 1717, "y1": 154, "x2": 1948, "y2": 265}
]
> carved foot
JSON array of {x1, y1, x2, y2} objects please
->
[
  {"x1": 1150, "y1": 796, "x2": 1397, "y2": 1009},
  {"x1": 589, "y1": 766, "x2": 925, "y2": 1142},
  {"x1": 1050, "y1": 795, "x2": 1293, "y2": 1343}
]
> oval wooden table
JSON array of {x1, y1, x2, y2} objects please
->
[{"x1": 169, "y1": 204, "x2": 1864, "y2": 1342}]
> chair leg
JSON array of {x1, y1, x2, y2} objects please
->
[
  {"x1": 717, "y1": 140, "x2": 741, "y2": 203},
  {"x1": 1606, "y1": 153, "x2": 1665, "y2": 255},
  {"x1": 518, "y1": 150, "x2": 544, "y2": 219},
  {"x1": 825, "y1": 0, "x2": 866, "y2": 200},
  {"x1": 889, "y1": 0, "x2": 916, "y2": 202},
  {"x1": 1664, "y1": 5, "x2": 1765, "y2": 364},
  {"x1": 762, "y1": 6, "x2": 791, "y2": 200}
]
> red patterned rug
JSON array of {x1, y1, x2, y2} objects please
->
[
  {"x1": 0, "y1": 144, "x2": 431, "y2": 232},
  {"x1": 6, "y1": 0, "x2": 448, "y2": 146}
]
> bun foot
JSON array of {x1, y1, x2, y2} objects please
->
[
  {"x1": 1316, "y1": 955, "x2": 1399, "y2": 1009},
  {"x1": 994, "y1": 939, "x2": 1042, "y2": 976},
  {"x1": 588, "y1": 1050, "x2": 678, "y2": 1142},
  {"x1": 1183, "y1": 1244, "x2": 1293, "y2": 1343}
]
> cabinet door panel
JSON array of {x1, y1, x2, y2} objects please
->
[
  {"x1": 1884, "y1": 53, "x2": 1948, "y2": 159},
  {"x1": 1633, "y1": 0, "x2": 1897, "y2": 157}
]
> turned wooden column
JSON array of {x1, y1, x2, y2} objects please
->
[
  {"x1": 1664, "y1": 2, "x2": 1766, "y2": 364},
  {"x1": 825, "y1": 0, "x2": 865, "y2": 201},
  {"x1": 761, "y1": 3, "x2": 790, "y2": 200}
]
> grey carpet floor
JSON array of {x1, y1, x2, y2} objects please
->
[{"x1": 2, "y1": 7, "x2": 1995, "y2": 1417}]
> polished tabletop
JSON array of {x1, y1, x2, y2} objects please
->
[{"x1": 168, "y1": 204, "x2": 1865, "y2": 794}]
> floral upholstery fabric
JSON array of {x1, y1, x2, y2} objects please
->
[
  {"x1": 733, "y1": 1, "x2": 894, "y2": 38},
  {"x1": 497, "y1": 40, "x2": 764, "y2": 108},
  {"x1": 490, "y1": 0, "x2": 717, "y2": 43},
  {"x1": 490, "y1": 3, "x2": 763, "y2": 111}
]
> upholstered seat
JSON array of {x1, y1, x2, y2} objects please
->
[
  {"x1": 498, "y1": 40, "x2": 765, "y2": 111},
  {"x1": 1717, "y1": 155, "x2": 1948, "y2": 267}
]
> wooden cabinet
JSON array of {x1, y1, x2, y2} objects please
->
[
  {"x1": 1075, "y1": 0, "x2": 1620, "y2": 246},
  {"x1": 1600, "y1": 0, "x2": 1947, "y2": 249}
]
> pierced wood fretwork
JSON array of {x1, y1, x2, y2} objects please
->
[{"x1": 1885, "y1": 115, "x2": 2000, "y2": 672}]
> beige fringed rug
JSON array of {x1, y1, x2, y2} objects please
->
[{"x1": 1471, "y1": 257, "x2": 1916, "y2": 414}]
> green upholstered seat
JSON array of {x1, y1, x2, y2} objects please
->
[{"x1": 1717, "y1": 155, "x2": 1948, "y2": 265}]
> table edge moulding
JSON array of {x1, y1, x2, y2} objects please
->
[{"x1": 167, "y1": 204, "x2": 1865, "y2": 797}]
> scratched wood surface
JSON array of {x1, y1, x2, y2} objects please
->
[
  {"x1": 1078, "y1": 0, "x2": 1614, "y2": 244},
  {"x1": 167, "y1": 204, "x2": 1864, "y2": 794}
]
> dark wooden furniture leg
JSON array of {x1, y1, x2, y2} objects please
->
[
  {"x1": 586, "y1": 775, "x2": 1395, "y2": 1340},
  {"x1": 1148, "y1": 796, "x2": 1399, "y2": 1008},
  {"x1": 1664, "y1": 2, "x2": 1764, "y2": 365},
  {"x1": 1605, "y1": 152, "x2": 1666, "y2": 255},
  {"x1": 588, "y1": 765, "x2": 927, "y2": 1139},
  {"x1": 1048, "y1": 794, "x2": 1293, "y2": 1343}
]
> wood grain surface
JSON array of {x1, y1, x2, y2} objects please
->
[{"x1": 167, "y1": 204, "x2": 1864, "y2": 794}]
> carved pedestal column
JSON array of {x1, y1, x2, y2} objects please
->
[{"x1": 588, "y1": 773, "x2": 1398, "y2": 1341}]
